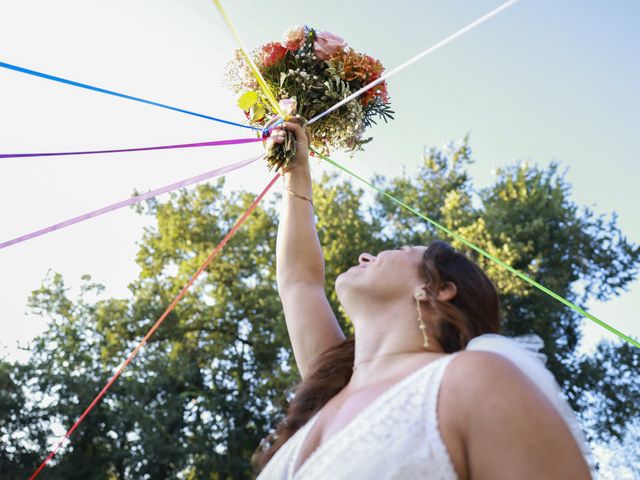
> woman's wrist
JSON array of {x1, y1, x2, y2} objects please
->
[
  {"x1": 283, "y1": 176, "x2": 312, "y2": 196},
  {"x1": 283, "y1": 164, "x2": 312, "y2": 197},
  {"x1": 285, "y1": 186, "x2": 313, "y2": 206},
  {"x1": 282, "y1": 162, "x2": 311, "y2": 181}
]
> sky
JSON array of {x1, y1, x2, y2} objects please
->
[
  {"x1": 0, "y1": 1, "x2": 638, "y2": 475},
  {"x1": 0, "y1": 0, "x2": 638, "y2": 368}
]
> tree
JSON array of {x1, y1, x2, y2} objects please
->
[
  {"x1": 0, "y1": 359, "x2": 47, "y2": 478},
  {"x1": 2, "y1": 137, "x2": 638, "y2": 478},
  {"x1": 596, "y1": 417, "x2": 640, "y2": 479}
]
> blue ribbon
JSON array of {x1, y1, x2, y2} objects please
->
[{"x1": 0, "y1": 61, "x2": 260, "y2": 131}]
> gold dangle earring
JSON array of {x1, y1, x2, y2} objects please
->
[{"x1": 414, "y1": 294, "x2": 430, "y2": 350}]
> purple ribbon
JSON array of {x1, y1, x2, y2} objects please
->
[
  {"x1": 0, "y1": 137, "x2": 263, "y2": 159},
  {"x1": 0, "y1": 154, "x2": 263, "y2": 250}
]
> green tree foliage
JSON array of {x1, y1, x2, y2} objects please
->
[{"x1": 1, "y1": 138, "x2": 638, "y2": 478}]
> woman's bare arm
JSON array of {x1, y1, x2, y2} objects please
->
[
  {"x1": 448, "y1": 351, "x2": 592, "y2": 479},
  {"x1": 269, "y1": 119, "x2": 345, "y2": 378}
]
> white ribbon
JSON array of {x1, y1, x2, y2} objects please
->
[{"x1": 307, "y1": 0, "x2": 520, "y2": 126}]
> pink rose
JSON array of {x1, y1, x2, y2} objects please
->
[
  {"x1": 279, "y1": 98, "x2": 297, "y2": 116},
  {"x1": 282, "y1": 25, "x2": 305, "y2": 51},
  {"x1": 314, "y1": 30, "x2": 347, "y2": 60}
]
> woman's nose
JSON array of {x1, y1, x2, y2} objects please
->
[{"x1": 358, "y1": 252, "x2": 376, "y2": 265}]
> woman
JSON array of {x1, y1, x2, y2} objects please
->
[{"x1": 254, "y1": 118, "x2": 592, "y2": 479}]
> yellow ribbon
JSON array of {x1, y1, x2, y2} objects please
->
[{"x1": 212, "y1": 0, "x2": 286, "y2": 119}]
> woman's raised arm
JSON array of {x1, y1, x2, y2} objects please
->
[{"x1": 269, "y1": 118, "x2": 345, "y2": 378}]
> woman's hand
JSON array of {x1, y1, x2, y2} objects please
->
[{"x1": 265, "y1": 115, "x2": 310, "y2": 175}]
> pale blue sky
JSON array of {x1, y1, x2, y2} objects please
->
[{"x1": 0, "y1": 0, "x2": 638, "y2": 360}]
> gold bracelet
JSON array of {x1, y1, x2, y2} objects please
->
[{"x1": 285, "y1": 186, "x2": 313, "y2": 206}]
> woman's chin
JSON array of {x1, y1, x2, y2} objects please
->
[
  {"x1": 335, "y1": 271, "x2": 351, "y2": 293},
  {"x1": 336, "y1": 266, "x2": 360, "y2": 282},
  {"x1": 335, "y1": 267, "x2": 364, "y2": 294}
]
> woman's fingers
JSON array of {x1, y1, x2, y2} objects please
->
[
  {"x1": 283, "y1": 118, "x2": 309, "y2": 146},
  {"x1": 265, "y1": 115, "x2": 309, "y2": 151},
  {"x1": 267, "y1": 127, "x2": 286, "y2": 145}
]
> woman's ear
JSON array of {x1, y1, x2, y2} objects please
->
[
  {"x1": 436, "y1": 281, "x2": 457, "y2": 302},
  {"x1": 413, "y1": 286, "x2": 429, "y2": 301}
]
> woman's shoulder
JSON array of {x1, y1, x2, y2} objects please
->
[
  {"x1": 446, "y1": 349, "x2": 525, "y2": 384},
  {"x1": 429, "y1": 351, "x2": 521, "y2": 480},
  {"x1": 440, "y1": 352, "x2": 592, "y2": 478},
  {"x1": 440, "y1": 350, "x2": 537, "y2": 416}
]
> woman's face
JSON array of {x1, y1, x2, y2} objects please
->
[{"x1": 335, "y1": 245, "x2": 428, "y2": 303}]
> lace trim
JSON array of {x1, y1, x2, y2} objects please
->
[{"x1": 293, "y1": 354, "x2": 458, "y2": 479}]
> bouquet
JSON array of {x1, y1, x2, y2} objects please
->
[{"x1": 223, "y1": 25, "x2": 394, "y2": 171}]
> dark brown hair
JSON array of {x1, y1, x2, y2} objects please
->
[{"x1": 253, "y1": 240, "x2": 501, "y2": 470}]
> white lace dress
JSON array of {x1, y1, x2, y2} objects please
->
[
  {"x1": 257, "y1": 333, "x2": 595, "y2": 479},
  {"x1": 258, "y1": 354, "x2": 460, "y2": 480}
]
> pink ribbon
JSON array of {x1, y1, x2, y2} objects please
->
[{"x1": 0, "y1": 154, "x2": 263, "y2": 250}]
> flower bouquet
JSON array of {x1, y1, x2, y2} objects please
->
[{"x1": 223, "y1": 25, "x2": 394, "y2": 171}]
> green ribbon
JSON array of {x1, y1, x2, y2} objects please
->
[{"x1": 310, "y1": 146, "x2": 639, "y2": 350}]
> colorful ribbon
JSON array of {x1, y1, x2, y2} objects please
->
[
  {"x1": 211, "y1": 0, "x2": 286, "y2": 119},
  {"x1": 212, "y1": 0, "x2": 519, "y2": 127},
  {"x1": 311, "y1": 147, "x2": 639, "y2": 349},
  {"x1": 0, "y1": 154, "x2": 263, "y2": 250},
  {"x1": 0, "y1": 137, "x2": 262, "y2": 159},
  {"x1": 29, "y1": 172, "x2": 281, "y2": 479},
  {"x1": 0, "y1": 61, "x2": 260, "y2": 131}
]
